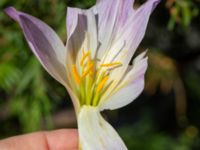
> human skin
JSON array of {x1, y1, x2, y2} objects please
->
[{"x1": 0, "y1": 129, "x2": 78, "y2": 150}]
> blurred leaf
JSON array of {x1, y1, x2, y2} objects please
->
[
  {"x1": 0, "y1": 63, "x2": 21, "y2": 91},
  {"x1": 15, "y1": 57, "x2": 40, "y2": 94},
  {"x1": 166, "y1": 0, "x2": 199, "y2": 30}
]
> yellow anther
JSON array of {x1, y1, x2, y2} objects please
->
[
  {"x1": 82, "y1": 62, "x2": 94, "y2": 78},
  {"x1": 87, "y1": 58, "x2": 95, "y2": 75},
  {"x1": 100, "y1": 62, "x2": 122, "y2": 67},
  {"x1": 72, "y1": 65, "x2": 81, "y2": 84},
  {"x1": 96, "y1": 76, "x2": 109, "y2": 93},
  {"x1": 80, "y1": 51, "x2": 90, "y2": 66}
]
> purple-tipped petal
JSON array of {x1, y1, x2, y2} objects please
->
[
  {"x1": 4, "y1": 7, "x2": 20, "y2": 22},
  {"x1": 95, "y1": 0, "x2": 159, "y2": 65},
  {"x1": 4, "y1": 7, "x2": 68, "y2": 86},
  {"x1": 113, "y1": 0, "x2": 135, "y2": 32},
  {"x1": 92, "y1": 0, "x2": 134, "y2": 59},
  {"x1": 114, "y1": 0, "x2": 160, "y2": 64}
]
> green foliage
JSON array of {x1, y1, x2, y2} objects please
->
[
  {"x1": 8, "y1": 57, "x2": 53, "y2": 132},
  {"x1": 0, "y1": 63, "x2": 21, "y2": 91},
  {"x1": 166, "y1": 0, "x2": 199, "y2": 30},
  {"x1": 119, "y1": 115, "x2": 198, "y2": 150},
  {"x1": 67, "y1": 0, "x2": 95, "y2": 8}
]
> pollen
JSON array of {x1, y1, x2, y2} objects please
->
[
  {"x1": 100, "y1": 62, "x2": 122, "y2": 67},
  {"x1": 72, "y1": 65, "x2": 81, "y2": 84},
  {"x1": 96, "y1": 75, "x2": 109, "y2": 93},
  {"x1": 80, "y1": 50, "x2": 90, "y2": 66},
  {"x1": 82, "y1": 61, "x2": 94, "y2": 78}
]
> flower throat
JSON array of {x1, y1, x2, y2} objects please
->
[{"x1": 71, "y1": 50, "x2": 122, "y2": 106}]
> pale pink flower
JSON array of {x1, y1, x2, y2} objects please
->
[{"x1": 5, "y1": 0, "x2": 160, "y2": 149}]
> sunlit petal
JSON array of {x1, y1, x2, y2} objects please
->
[
  {"x1": 99, "y1": 52, "x2": 148, "y2": 110},
  {"x1": 78, "y1": 106, "x2": 127, "y2": 150}
]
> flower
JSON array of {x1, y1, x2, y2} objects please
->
[{"x1": 5, "y1": 0, "x2": 160, "y2": 149}]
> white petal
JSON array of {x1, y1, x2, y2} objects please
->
[
  {"x1": 99, "y1": 53, "x2": 148, "y2": 110},
  {"x1": 93, "y1": 0, "x2": 121, "y2": 59},
  {"x1": 85, "y1": 9, "x2": 98, "y2": 58},
  {"x1": 78, "y1": 106, "x2": 127, "y2": 150},
  {"x1": 66, "y1": 7, "x2": 98, "y2": 60},
  {"x1": 66, "y1": 7, "x2": 79, "y2": 40}
]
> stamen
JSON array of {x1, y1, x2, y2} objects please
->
[
  {"x1": 100, "y1": 62, "x2": 122, "y2": 67},
  {"x1": 72, "y1": 65, "x2": 81, "y2": 84},
  {"x1": 88, "y1": 58, "x2": 95, "y2": 76},
  {"x1": 80, "y1": 51, "x2": 90, "y2": 66},
  {"x1": 96, "y1": 76, "x2": 109, "y2": 93},
  {"x1": 82, "y1": 62, "x2": 94, "y2": 78}
]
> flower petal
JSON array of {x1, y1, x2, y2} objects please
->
[
  {"x1": 115, "y1": 0, "x2": 135, "y2": 28},
  {"x1": 92, "y1": 0, "x2": 121, "y2": 58},
  {"x1": 4, "y1": 7, "x2": 68, "y2": 86},
  {"x1": 99, "y1": 0, "x2": 159, "y2": 67},
  {"x1": 66, "y1": 7, "x2": 79, "y2": 40},
  {"x1": 113, "y1": 0, "x2": 160, "y2": 64},
  {"x1": 78, "y1": 106, "x2": 127, "y2": 150},
  {"x1": 99, "y1": 52, "x2": 148, "y2": 110},
  {"x1": 66, "y1": 7, "x2": 98, "y2": 60},
  {"x1": 97, "y1": 0, "x2": 159, "y2": 103}
]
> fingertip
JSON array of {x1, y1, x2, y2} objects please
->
[{"x1": 45, "y1": 129, "x2": 79, "y2": 150}]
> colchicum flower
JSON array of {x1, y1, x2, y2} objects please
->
[{"x1": 5, "y1": 0, "x2": 160, "y2": 149}]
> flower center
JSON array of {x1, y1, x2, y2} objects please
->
[{"x1": 71, "y1": 50, "x2": 122, "y2": 106}]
